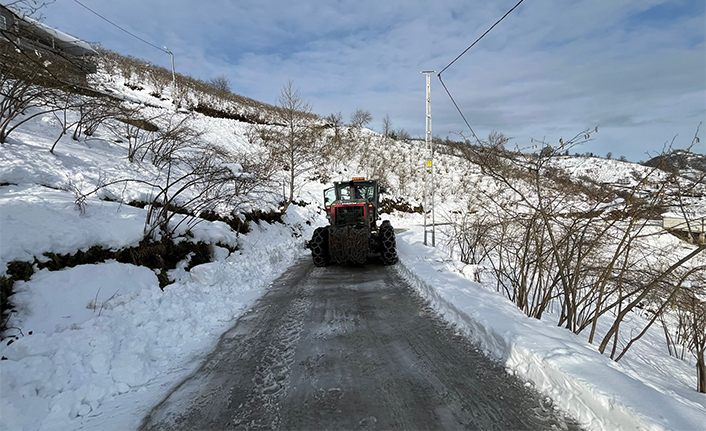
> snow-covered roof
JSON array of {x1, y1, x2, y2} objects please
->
[
  {"x1": 23, "y1": 15, "x2": 97, "y2": 56},
  {"x1": 2, "y1": 5, "x2": 97, "y2": 56}
]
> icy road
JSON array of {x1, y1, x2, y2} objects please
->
[{"x1": 140, "y1": 260, "x2": 581, "y2": 430}]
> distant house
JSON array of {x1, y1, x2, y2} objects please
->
[
  {"x1": 663, "y1": 214, "x2": 706, "y2": 245},
  {"x1": 0, "y1": 4, "x2": 97, "y2": 75}
]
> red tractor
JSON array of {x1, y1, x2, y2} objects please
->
[{"x1": 310, "y1": 178, "x2": 397, "y2": 266}]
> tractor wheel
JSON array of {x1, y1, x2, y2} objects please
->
[
  {"x1": 310, "y1": 226, "x2": 330, "y2": 267},
  {"x1": 349, "y1": 226, "x2": 369, "y2": 264},
  {"x1": 379, "y1": 221, "x2": 398, "y2": 265}
]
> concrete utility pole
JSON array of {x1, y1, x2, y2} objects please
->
[
  {"x1": 421, "y1": 71, "x2": 435, "y2": 247},
  {"x1": 164, "y1": 46, "x2": 177, "y2": 110}
]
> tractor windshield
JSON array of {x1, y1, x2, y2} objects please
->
[
  {"x1": 339, "y1": 186, "x2": 352, "y2": 200},
  {"x1": 336, "y1": 182, "x2": 375, "y2": 201},
  {"x1": 355, "y1": 185, "x2": 375, "y2": 201}
]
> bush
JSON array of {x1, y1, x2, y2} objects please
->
[
  {"x1": 1, "y1": 261, "x2": 35, "y2": 334},
  {"x1": 32, "y1": 239, "x2": 212, "y2": 289},
  {"x1": 200, "y1": 208, "x2": 284, "y2": 235},
  {"x1": 379, "y1": 197, "x2": 422, "y2": 214},
  {"x1": 200, "y1": 210, "x2": 250, "y2": 234},
  {"x1": 245, "y1": 209, "x2": 284, "y2": 225}
]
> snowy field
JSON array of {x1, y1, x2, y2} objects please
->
[
  {"x1": 1, "y1": 70, "x2": 704, "y2": 430},
  {"x1": 0, "y1": 104, "x2": 321, "y2": 429},
  {"x1": 2, "y1": 215, "x2": 704, "y2": 431},
  {"x1": 0, "y1": 201, "x2": 317, "y2": 431}
]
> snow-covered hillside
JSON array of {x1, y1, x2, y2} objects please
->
[{"x1": 1, "y1": 50, "x2": 705, "y2": 431}]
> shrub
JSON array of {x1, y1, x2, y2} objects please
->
[{"x1": 1, "y1": 261, "x2": 35, "y2": 334}]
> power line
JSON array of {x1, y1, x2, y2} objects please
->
[
  {"x1": 439, "y1": 0, "x2": 525, "y2": 76},
  {"x1": 71, "y1": 0, "x2": 169, "y2": 54},
  {"x1": 437, "y1": 0, "x2": 526, "y2": 144},
  {"x1": 438, "y1": 75, "x2": 481, "y2": 144}
]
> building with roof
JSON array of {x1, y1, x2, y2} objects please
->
[
  {"x1": 663, "y1": 213, "x2": 706, "y2": 245},
  {"x1": 0, "y1": 4, "x2": 97, "y2": 75}
]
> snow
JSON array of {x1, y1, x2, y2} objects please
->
[
  {"x1": 0, "y1": 86, "x2": 314, "y2": 430},
  {"x1": 9, "y1": 262, "x2": 157, "y2": 335},
  {"x1": 1, "y1": 214, "x2": 309, "y2": 431},
  {"x1": 0, "y1": 185, "x2": 145, "y2": 273},
  {"x1": 394, "y1": 226, "x2": 706, "y2": 431},
  {"x1": 1, "y1": 61, "x2": 704, "y2": 431}
]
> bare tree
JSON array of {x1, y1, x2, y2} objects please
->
[
  {"x1": 350, "y1": 109, "x2": 372, "y2": 128},
  {"x1": 80, "y1": 120, "x2": 270, "y2": 241},
  {"x1": 0, "y1": 20, "x2": 95, "y2": 144},
  {"x1": 450, "y1": 129, "x2": 706, "y2": 377},
  {"x1": 679, "y1": 282, "x2": 706, "y2": 393},
  {"x1": 105, "y1": 106, "x2": 161, "y2": 163},
  {"x1": 146, "y1": 66, "x2": 172, "y2": 98},
  {"x1": 0, "y1": 44, "x2": 61, "y2": 143},
  {"x1": 3, "y1": 0, "x2": 55, "y2": 19},
  {"x1": 0, "y1": 74, "x2": 51, "y2": 143},
  {"x1": 209, "y1": 75, "x2": 231, "y2": 93},
  {"x1": 257, "y1": 80, "x2": 321, "y2": 207},
  {"x1": 326, "y1": 111, "x2": 343, "y2": 128},
  {"x1": 392, "y1": 127, "x2": 411, "y2": 142},
  {"x1": 324, "y1": 110, "x2": 343, "y2": 139},
  {"x1": 149, "y1": 121, "x2": 191, "y2": 167},
  {"x1": 72, "y1": 96, "x2": 120, "y2": 140},
  {"x1": 49, "y1": 91, "x2": 83, "y2": 153},
  {"x1": 382, "y1": 114, "x2": 392, "y2": 138}
]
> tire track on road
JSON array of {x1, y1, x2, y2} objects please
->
[{"x1": 141, "y1": 260, "x2": 582, "y2": 430}]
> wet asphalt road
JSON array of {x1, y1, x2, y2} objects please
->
[{"x1": 140, "y1": 259, "x2": 581, "y2": 430}]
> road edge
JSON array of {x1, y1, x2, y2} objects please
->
[{"x1": 393, "y1": 231, "x2": 679, "y2": 431}]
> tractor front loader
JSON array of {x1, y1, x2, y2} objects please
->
[{"x1": 310, "y1": 178, "x2": 397, "y2": 266}]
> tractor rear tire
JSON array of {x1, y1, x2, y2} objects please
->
[
  {"x1": 311, "y1": 226, "x2": 329, "y2": 267},
  {"x1": 379, "y1": 221, "x2": 398, "y2": 265},
  {"x1": 349, "y1": 226, "x2": 369, "y2": 264}
]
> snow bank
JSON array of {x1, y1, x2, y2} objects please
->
[
  {"x1": 0, "y1": 185, "x2": 145, "y2": 273},
  {"x1": 9, "y1": 262, "x2": 157, "y2": 335},
  {"x1": 0, "y1": 207, "x2": 311, "y2": 431},
  {"x1": 395, "y1": 227, "x2": 706, "y2": 431},
  {"x1": 0, "y1": 183, "x2": 244, "y2": 275}
]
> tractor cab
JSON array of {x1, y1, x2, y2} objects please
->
[
  {"x1": 311, "y1": 177, "x2": 396, "y2": 266},
  {"x1": 324, "y1": 178, "x2": 380, "y2": 228}
]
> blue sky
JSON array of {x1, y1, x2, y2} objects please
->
[{"x1": 26, "y1": 0, "x2": 706, "y2": 161}]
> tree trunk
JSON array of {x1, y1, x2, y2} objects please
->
[
  {"x1": 661, "y1": 317, "x2": 673, "y2": 357},
  {"x1": 697, "y1": 351, "x2": 706, "y2": 393},
  {"x1": 289, "y1": 157, "x2": 295, "y2": 204}
]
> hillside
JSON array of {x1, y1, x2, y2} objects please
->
[
  {"x1": 1, "y1": 46, "x2": 705, "y2": 431},
  {"x1": 644, "y1": 149, "x2": 706, "y2": 181}
]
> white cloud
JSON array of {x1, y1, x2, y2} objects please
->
[{"x1": 38, "y1": 0, "x2": 706, "y2": 160}]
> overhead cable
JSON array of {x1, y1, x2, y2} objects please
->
[
  {"x1": 437, "y1": 0, "x2": 525, "y2": 144},
  {"x1": 71, "y1": 0, "x2": 169, "y2": 54},
  {"x1": 437, "y1": 76, "x2": 481, "y2": 144},
  {"x1": 438, "y1": 0, "x2": 525, "y2": 76}
]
